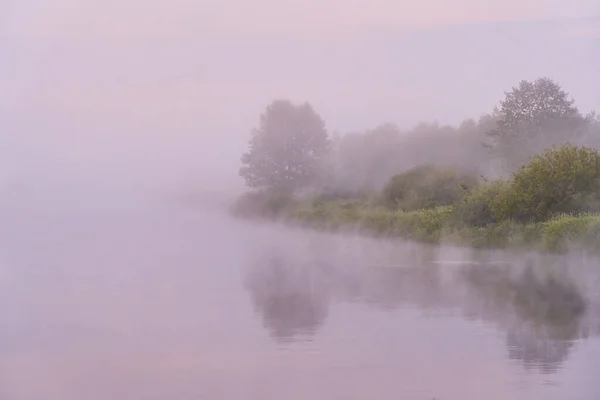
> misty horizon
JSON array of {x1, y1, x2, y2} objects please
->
[
  {"x1": 2, "y1": 3, "x2": 599, "y2": 196},
  {"x1": 3, "y1": 3, "x2": 600, "y2": 398}
]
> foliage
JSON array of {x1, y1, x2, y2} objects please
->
[
  {"x1": 497, "y1": 144, "x2": 600, "y2": 222},
  {"x1": 452, "y1": 180, "x2": 511, "y2": 227},
  {"x1": 387, "y1": 206, "x2": 453, "y2": 242},
  {"x1": 284, "y1": 200, "x2": 600, "y2": 254},
  {"x1": 232, "y1": 176, "x2": 600, "y2": 254},
  {"x1": 330, "y1": 118, "x2": 491, "y2": 193},
  {"x1": 537, "y1": 213, "x2": 600, "y2": 252},
  {"x1": 382, "y1": 165, "x2": 478, "y2": 211},
  {"x1": 231, "y1": 190, "x2": 297, "y2": 218},
  {"x1": 233, "y1": 78, "x2": 600, "y2": 254},
  {"x1": 240, "y1": 99, "x2": 331, "y2": 193},
  {"x1": 487, "y1": 78, "x2": 587, "y2": 169}
]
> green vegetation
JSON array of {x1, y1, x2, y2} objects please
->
[
  {"x1": 500, "y1": 145, "x2": 600, "y2": 222},
  {"x1": 381, "y1": 165, "x2": 477, "y2": 211},
  {"x1": 233, "y1": 78, "x2": 600, "y2": 254},
  {"x1": 234, "y1": 144, "x2": 600, "y2": 254}
]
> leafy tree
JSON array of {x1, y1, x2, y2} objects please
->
[
  {"x1": 240, "y1": 99, "x2": 330, "y2": 193},
  {"x1": 497, "y1": 144, "x2": 600, "y2": 222},
  {"x1": 487, "y1": 78, "x2": 587, "y2": 169}
]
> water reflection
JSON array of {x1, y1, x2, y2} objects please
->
[
  {"x1": 459, "y1": 265, "x2": 588, "y2": 374},
  {"x1": 244, "y1": 240, "x2": 600, "y2": 374},
  {"x1": 244, "y1": 252, "x2": 331, "y2": 342}
]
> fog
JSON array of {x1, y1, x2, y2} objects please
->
[
  {"x1": 2, "y1": 196, "x2": 600, "y2": 398},
  {"x1": 2, "y1": 1, "x2": 600, "y2": 201},
  {"x1": 2, "y1": 4, "x2": 600, "y2": 398}
]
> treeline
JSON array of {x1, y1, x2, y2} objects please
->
[
  {"x1": 234, "y1": 77, "x2": 600, "y2": 252},
  {"x1": 329, "y1": 116, "x2": 494, "y2": 194},
  {"x1": 239, "y1": 77, "x2": 600, "y2": 197},
  {"x1": 235, "y1": 144, "x2": 600, "y2": 252}
]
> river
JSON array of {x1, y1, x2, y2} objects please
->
[{"x1": 1, "y1": 192, "x2": 600, "y2": 399}]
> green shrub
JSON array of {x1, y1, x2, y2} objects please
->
[
  {"x1": 233, "y1": 144, "x2": 600, "y2": 254},
  {"x1": 500, "y1": 144, "x2": 600, "y2": 222},
  {"x1": 382, "y1": 165, "x2": 478, "y2": 211},
  {"x1": 539, "y1": 213, "x2": 600, "y2": 252},
  {"x1": 360, "y1": 207, "x2": 397, "y2": 234},
  {"x1": 414, "y1": 206, "x2": 453, "y2": 241},
  {"x1": 452, "y1": 180, "x2": 511, "y2": 227}
]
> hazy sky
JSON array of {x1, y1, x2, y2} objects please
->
[
  {"x1": 1, "y1": 0, "x2": 599, "y2": 192},
  {"x1": 4, "y1": 0, "x2": 599, "y2": 36}
]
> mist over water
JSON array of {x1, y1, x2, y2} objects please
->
[
  {"x1": 3, "y1": 1, "x2": 600, "y2": 399},
  {"x1": 1, "y1": 193, "x2": 600, "y2": 399}
]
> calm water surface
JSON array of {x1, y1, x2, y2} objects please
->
[{"x1": 1, "y1": 194, "x2": 600, "y2": 399}]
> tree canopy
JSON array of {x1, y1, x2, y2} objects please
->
[
  {"x1": 240, "y1": 99, "x2": 330, "y2": 193},
  {"x1": 487, "y1": 77, "x2": 587, "y2": 168},
  {"x1": 238, "y1": 78, "x2": 599, "y2": 198}
]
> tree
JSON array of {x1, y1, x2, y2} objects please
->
[
  {"x1": 487, "y1": 78, "x2": 587, "y2": 169},
  {"x1": 240, "y1": 99, "x2": 330, "y2": 193}
]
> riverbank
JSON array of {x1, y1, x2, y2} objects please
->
[
  {"x1": 294, "y1": 200, "x2": 600, "y2": 252},
  {"x1": 233, "y1": 144, "x2": 600, "y2": 254},
  {"x1": 232, "y1": 196, "x2": 600, "y2": 254}
]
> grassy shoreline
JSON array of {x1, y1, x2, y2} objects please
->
[
  {"x1": 234, "y1": 198, "x2": 600, "y2": 254},
  {"x1": 233, "y1": 144, "x2": 600, "y2": 254}
]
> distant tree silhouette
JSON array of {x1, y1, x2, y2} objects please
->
[
  {"x1": 240, "y1": 99, "x2": 330, "y2": 193},
  {"x1": 487, "y1": 77, "x2": 587, "y2": 169}
]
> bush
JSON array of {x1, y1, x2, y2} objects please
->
[
  {"x1": 231, "y1": 190, "x2": 297, "y2": 218},
  {"x1": 382, "y1": 165, "x2": 478, "y2": 211},
  {"x1": 500, "y1": 144, "x2": 600, "y2": 222},
  {"x1": 452, "y1": 180, "x2": 510, "y2": 227},
  {"x1": 393, "y1": 206, "x2": 453, "y2": 241},
  {"x1": 538, "y1": 213, "x2": 600, "y2": 252}
]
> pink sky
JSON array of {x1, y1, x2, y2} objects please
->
[
  {"x1": 4, "y1": 0, "x2": 599, "y2": 37},
  {"x1": 1, "y1": 0, "x2": 599, "y2": 191}
]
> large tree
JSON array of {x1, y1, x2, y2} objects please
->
[
  {"x1": 487, "y1": 77, "x2": 587, "y2": 169},
  {"x1": 240, "y1": 99, "x2": 330, "y2": 193}
]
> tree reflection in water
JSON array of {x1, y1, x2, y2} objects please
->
[
  {"x1": 244, "y1": 241, "x2": 600, "y2": 373},
  {"x1": 244, "y1": 252, "x2": 331, "y2": 343},
  {"x1": 459, "y1": 264, "x2": 589, "y2": 374}
]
